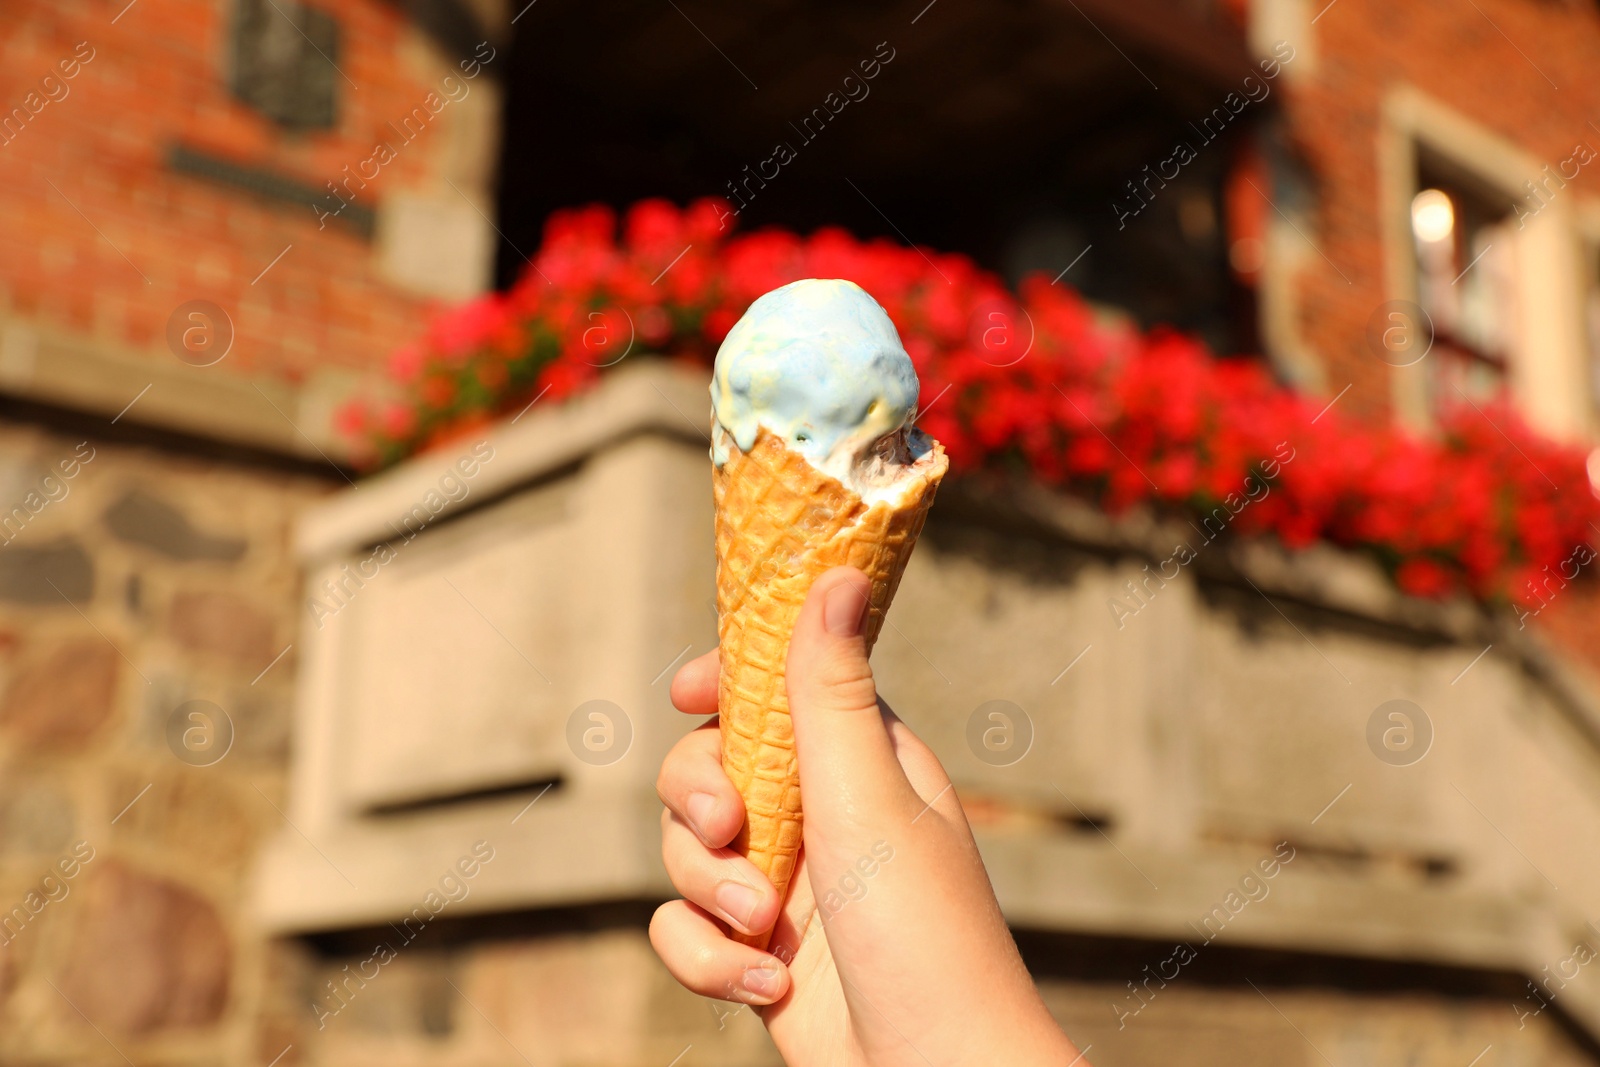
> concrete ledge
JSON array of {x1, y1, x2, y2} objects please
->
[
  {"x1": 0, "y1": 314, "x2": 356, "y2": 463},
  {"x1": 294, "y1": 360, "x2": 712, "y2": 561},
  {"x1": 254, "y1": 786, "x2": 1600, "y2": 1037},
  {"x1": 253, "y1": 787, "x2": 672, "y2": 935}
]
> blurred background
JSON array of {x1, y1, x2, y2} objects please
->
[{"x1": 3, "y1": 1, "x2": 1600, "y2": 1065}]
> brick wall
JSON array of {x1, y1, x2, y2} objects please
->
[
  {"x1": 1276, "y1": 0, "x2": 1600, "y2": 422},
  {"x1": 0, "y1": 0, "x2": 471, "y2": 384},
  {"x1": 1269, "y1": 0, "x2": 1600, "y2": 675}
]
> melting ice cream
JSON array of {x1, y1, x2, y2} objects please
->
[{"x1": 711, "y1": 278, "x2": 933, "y2": 501}]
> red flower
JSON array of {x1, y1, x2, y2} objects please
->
[
  {"x1": 702, "y1": 308, "x2": 738, "y2": 345},
  {"x1": 334, "y1": 399, "x2": 368, "y2": 436},
  {"x1": 388, "y1": 344, "x2": 424, "y2": 383},
  {"x1": 420, "y1": 375, "x2": 457, "y2": 410},
  {"x1": 1396, "y1": 558, "x2": 1456, "y2": 598},
  {"x1": 380, "y1": 403, "x2": 416, "y2": 440},
  {"x1": 339, "y1": 196, "x2": 1600, "y2": 608}
]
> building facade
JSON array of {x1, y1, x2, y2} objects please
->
[{"x1": 0, "y1": 1, "x2": 1596, "y2": 1066}]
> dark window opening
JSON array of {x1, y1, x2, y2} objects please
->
[
  {"x1": 494, "y1": 0, "x2": 1268, "y2": 356},
  {"x1": 1585, "y1": 240, "x2": 1600, "y2": 424},
  {"x1": 228, "y1": 0, "x2": 341, "y2": 129},
  {"x1": 1411, "y1": 149, "x2": 1517, "y2": 410}
]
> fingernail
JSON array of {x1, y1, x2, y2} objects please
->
[
  {"x1": 686, "y1": 792, "x2": 717, "y2": 840},
  {"x1": 716, "y1": 880, "x2": 763, "y2": 930},
  {"x1": 823, "y1": 580, "x2": 868, "y2": 636},
  {"x1": 743, "y1": 962, "x2": 782, "y2": 998}
]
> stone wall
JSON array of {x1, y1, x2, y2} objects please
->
[
  {"x1": 0, "y1": 417, "x2": 333, "y2": 1065},
  {"x1": 1258, "y1": 0, "x2": 1600, "y2": 427},
  {"x1": 0, "y1": 0, "x2": 506, "y2": 460}
]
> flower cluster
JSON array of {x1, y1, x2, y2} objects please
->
[{"x1": 338, "y1": 197, "x2": 1600, "y2": 606}]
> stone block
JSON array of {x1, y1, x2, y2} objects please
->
[
  {"x1": 458, "y1": 929, "x2": 782, "y2": 1066},
  {"x1": 227, "y1": 685, "x2": 293, "y2": 763},
  {"x1": 0, "y1": 539, "x2": 92, "y2": 603},
  {"x1": 112, "y1": 772, "x2": 260, "y2": 873},
  {"x1": 375, "y1": 191, "x2": 494, "y2": 299},
  {"x1": 0, "y1": 779, "x2": 75, "y2": 856},
  {"x1": 308, "y1": 949, "x2": 456, "y2": 1038},
  {"x1": 0, "y1": 638, "x2": 118, "y2": 745},
  {"x1": 169, "y1": 589, "x2": 277, "y2": 666},
  {"x1": 103, "y1": 487, "x2": 247, "y2": 562},
  {"x1": 55, "y1": 860, "x2": 230, "y2": 1034}
]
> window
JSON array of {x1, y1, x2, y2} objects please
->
[
  {"x1": 1586, "y1": 240, "x2": 1600, "y2": 426},
  {"x1": 1410, "y1": 157, "x2": 1517, "y2": 410},
  {"x1": 229, "y1": 0, "x2": 340, "y2": 129},
  {"x1": 1382, "y1": 88, "x2": 1595, "y2": 439}
]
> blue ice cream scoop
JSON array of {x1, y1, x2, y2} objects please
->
[{"x1": 710, "y1": 279, "x2": 920, "y2": 470}]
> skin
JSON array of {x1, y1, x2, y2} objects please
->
[{"x1": 651, "y1": 566, "x2": 1086, "y2": 1066}]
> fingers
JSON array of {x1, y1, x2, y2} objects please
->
[
  {"x1": 649, "y1": 900, "x2": 790, "y2": 1004},
  {"x1": 661, "y1": 808, "x2": 782, "y2": 936},
  {"x1": 656, "y1": 720, "x2": 744, "y2": 848},
  {"x1": 787, "y1": 568, "x2": 917, "y2": 817},
  {"x1": 670, "y1": 649, "x2": 719, "y2": 717}
]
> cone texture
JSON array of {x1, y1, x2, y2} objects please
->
[{"x1": 714, "y1": 427, "x2": 946, "y2": 947}]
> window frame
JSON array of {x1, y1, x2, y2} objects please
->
[{"x1": 1378, "y1": 85, "x2": 1591, "y2": 442}]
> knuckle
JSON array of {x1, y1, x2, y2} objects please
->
[
  {"x1": 688, "y1": 941, "x2": 722, "y2": 980},
  {"x1": 807, "y1": 645, "x2": 877, "y2": 709}
]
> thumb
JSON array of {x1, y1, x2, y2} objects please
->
[{"x1": 786, "y1": 567, "x2": 917, "y2": 823}]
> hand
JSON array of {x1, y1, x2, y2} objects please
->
[{"x1": 650, "y1": 566, "x2": 1085, "y2": 1066}]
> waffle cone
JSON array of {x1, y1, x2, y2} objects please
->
[{"x1": 713, "y1": 426, "x2": 947, "y2": 948}]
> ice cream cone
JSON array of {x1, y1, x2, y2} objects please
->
[{"x1": 714, "y1": 424, "x2": 947, "y2": 948}]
